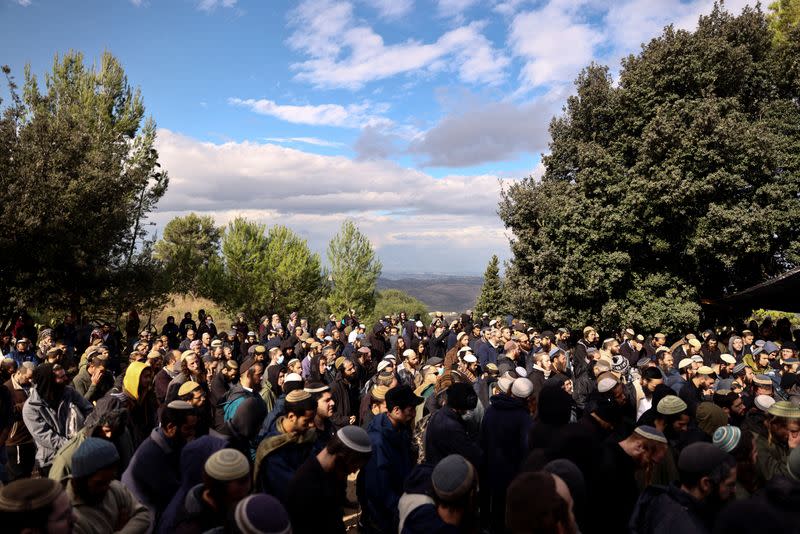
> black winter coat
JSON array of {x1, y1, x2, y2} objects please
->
[{"x1": 424, "y1": 406, "x2": 481, "y2": 469}]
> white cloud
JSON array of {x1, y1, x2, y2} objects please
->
[
  {"x1": 510, "y1": 1, "x2": 604, "y2": 89},
  {"x1": 507, "y1": 0, "x2": 756, "y2": 92},
  {"x1": 369, "y1": 0, "x2": 414, "y2": 19},
  {"x1": 287, "y1": 0, "x2": 509, "y2": 89},
  {"x1": 605, "y1": 0, "x2": 756, "y2": 52},
  {"x1": 493, "y1": 0, "x2": 528, "y2": 16},
  {"x1": 152, "y1": 129, "x2": 509, "y2": 273},
  {"x1": 197, "y1": 0, "x2": 236, "y2": 11},
  {"x1": 264, "y1": 137, "x2": 345, "y2": 148},
  {"x1": 437, "y1": 0, "x2": 479, "y2": 18},
  {"x1": 228, "y1": 97, "x2": 390, "y2": 128},
  {"x1": 15, "y1": 0, "x2": 32, "y2": 5}
]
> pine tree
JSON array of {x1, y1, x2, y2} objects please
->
[
  {"x1": 475, "y1": 255, "x2": 506, "y2": 318},
  {"x1": 326, "y1": 220, "x2": 382, "y2": 319}
]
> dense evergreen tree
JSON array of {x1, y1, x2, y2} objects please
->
[
  {"x1": 475, "y1": 255, "x2": 506, "y2": 319},
  {"x1": 500, "y1": 6, "x2": 800, "y2": 332}
]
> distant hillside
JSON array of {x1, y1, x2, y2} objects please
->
[{"x1": 378, "y1": 275, "x2": 483, "y2": 313}]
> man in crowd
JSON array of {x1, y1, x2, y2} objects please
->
[
  {"x1": 22, "y1": 363, "x2": 93, "y2": 477},
  {"x1": 122, "y1": 400, "x2": 198, "y2": 522},
  {"x1": 1, "y1": 307, "x2": 797, "y2": 534},
  {"x1": 287, "y1": 426, "x2": 373, "y2": 534},
  {"x1": 360, "y1": 385, "x2": 422, "y2": 533},
  {"x1": 66, "y1": 437, "x2": 151, "y2": 533}
]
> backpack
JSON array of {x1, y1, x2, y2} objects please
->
[{"x1": 221, "y1": 394, "x2": 246, "y2": 422}]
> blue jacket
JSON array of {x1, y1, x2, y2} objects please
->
[
  {"x1": 401, "y1": 502, "x2": 460, "y2": 534},
  {"x1": 258, "y1": 394, "x2": 286, "y2": 442},
  {"x1": 360, "y1": 413, "x2": 415, "y2": 533},
  {"x1": 8, "y1": 349, "x2": 39, "y2": 368},
  {"x1": 121, "y1": 427, "x2": 183, "y2": 522},
  {"x1": 477, "y1": 341, "x2": 499, "y2": 368},
  {"x1": 255, "y1": 419, "x2": 316, "y2": 504},
  {"x1": 479, "y1": 394, "x2": 531, "y2": 493}
]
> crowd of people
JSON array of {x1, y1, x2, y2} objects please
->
[{"x1": 0, "y1": 308, "x2": 798, "y2": 533}]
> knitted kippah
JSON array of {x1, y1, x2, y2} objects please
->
[
  {"x1": 371, "y1": 385, "x2": 389, "y2": 401},
  {"x1": 337, "y1": 426, "x2": 372, "y2": 453},
  {"x1": 304, "y1": 382, "x2": 329, "y2": 394},
  {"x1": 754, "y1": 395, "x2": 776, "y2": 412},
  {"x1": 204, "y1": 449, "x2": 250, "y2": 481},
  {"x1": 285, "y1": 390, "x2": 311, "y2": 403},
  {"x1": 167, "y1": 400, "x2": 194, "y2": 411},
  {"x1": 283, "y1": 373, "x2": 302, "y2": 383},
  {"x1": 0, "y1": 478, "x2": 62, "y2": 513},
  {"x1": 768, "y1": 400, "x2": 800, "y2": 419},
  {"x1": 712, "y1": 425, "x2": 742, "y2": 453},
  {"x1": 235, "y1": 494, "x2": 291, "y2": 534},
  {"x1": 657, "y1": 395, "x2": 687, "y2": 415},
  {"x1": 596, "y1": 372, "x2": 618, "y2": 393},
  {"x1": 497, "y1": 375, "x2": 515, "y2": 394},
  {"x1": 753, "y1": 374, "x2": 773, "y2": 386},
  {"x1": 511, "y1": 378, "x2": 534, "y2": 399},
  {"x1": 634, "y1": 425, "x2": 667, "y2": 444},
  {"x1": 178, "y1": 381, "x2": 201, "y2": 396},
  {"x1": 432, "y1": 455, "x2": 476, "y2": 501}
]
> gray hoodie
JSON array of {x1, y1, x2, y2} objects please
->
[{"x1": 22, "y1": 385, "x2": 93, "y2": 467}]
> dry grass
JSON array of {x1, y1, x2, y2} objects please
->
[{"x1": 149, "y1": 294, "x2": 233, "y2": 332}]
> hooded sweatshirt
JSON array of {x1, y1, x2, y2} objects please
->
[
  {"x1": 102, "y1": 361, "x2": 157, "y2": 448},
  {"x1": 22, "y1": 381, "x2": 93, "y2": 467}
]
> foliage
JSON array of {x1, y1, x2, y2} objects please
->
[
  {"x1": 326, "y1": 220, "x2": 382, "y2": 319},
  {"x1": 0, "y1": 51, "x2": 169, "y2": 327},
  {"x1": 213, "y1": 218, "x2": 327, "y2": 322},
  {"x1": 475, "y1": 255, "x2": 506, "y2": 318},
  {"x1": 749, "y1": 308, "x2": 799, "y2": 325},
  {"x1": 367, "y1": 289, "x2": 429, "y2": 326},
  {"x1": 768, "y1": 0, "x2": 800, "y2": 43},
  {"x1": 154, "y1": 212, "x2": 222, "y2": 295},
  {"x1": 500, "y1": 6, "x2": 800, "y2": 332}
]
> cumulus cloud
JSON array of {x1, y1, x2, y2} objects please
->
[
  {"x1": 153, "y1": 129, "x2": 509, "y2": 273},
  {"x1": 353, "y1": 125, "x2": 405, "y2": 160},
  {"x1": 228, "y1": 97, "x2": 390, "y2": 128},
  {"x1": 510, "y1": 1, "x2": 604, "y2": 89},
  {"x1": 287, "y1": 0, "x2": 509, "y2": 89},
  {"x1": 407, "y1": 91, "x2": 563, "y2": 167},
  {"x1": 156, "y1": 129, "x2": 502, "y2": 215},
  {"x1": 605, "y1": 0, "x2": 755, "y2": 52}
]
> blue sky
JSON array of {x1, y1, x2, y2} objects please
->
[{"x1": 1, "y1": 0, "x2": 754, "y2": 274}]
